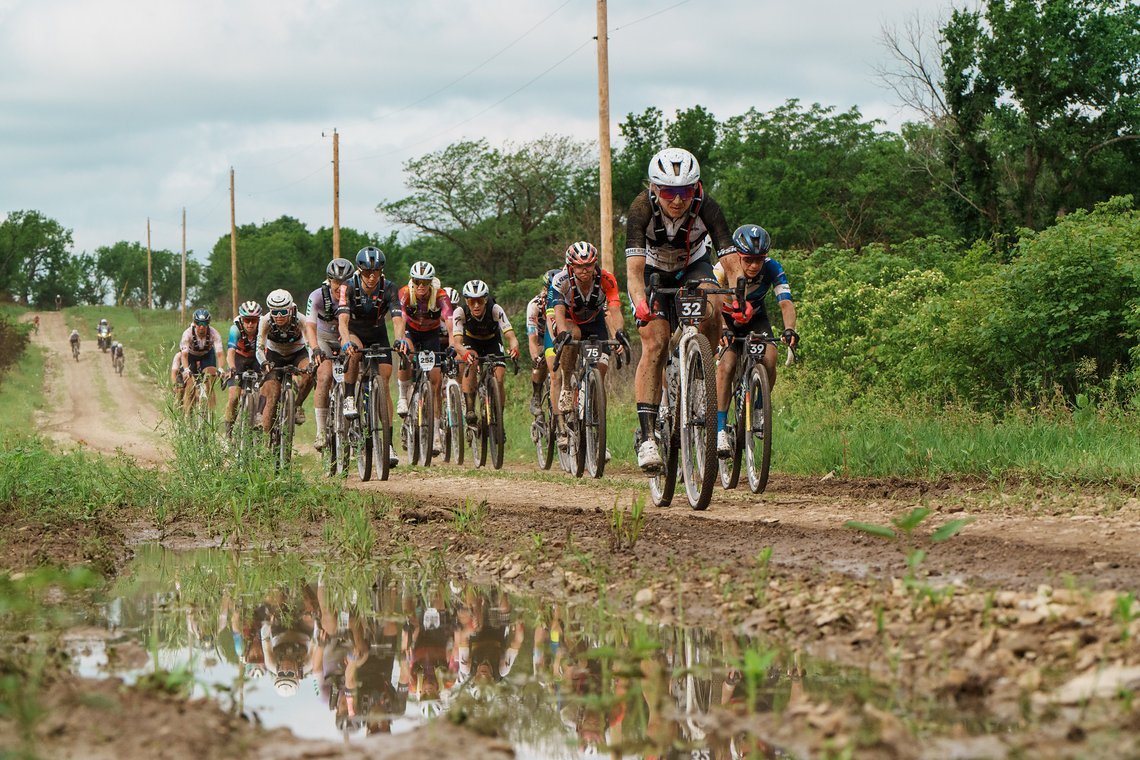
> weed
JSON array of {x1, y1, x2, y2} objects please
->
[
  {"x1": 529, "y1": 531, "x2": 545, "y2": 552},
  {"x1": 1113, "y1": 592, "x2": 1137, "y2": 641},
  {"x1": 453, "y1": 498, "x2": 489, "y2": 535},
  {"x1": 608, "y1": 492, "x2": 646, "y2": 552},
  {"x1": 752, "y1": 546, "x2": 773, "y2": 601}
]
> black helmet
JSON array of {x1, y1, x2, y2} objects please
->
[
  {"x1": 192, "y1": 308, "x2": 211, "y2": 325},
  {"x1": 356, "y1": 246, "x2": 385, "y2": 271},
  {"x1": 732, "y1": 225, "x2": 771, "y2": 258}
]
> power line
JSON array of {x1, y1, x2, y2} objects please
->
[{"x1": 610, "y1": 0, "x2": 692, "y2": 34}]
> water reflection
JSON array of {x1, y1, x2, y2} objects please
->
[{"x1": 68, "y1": 547, "x2": 822, "y2": 757}]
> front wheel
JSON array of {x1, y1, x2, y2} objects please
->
[
  {"x1": 532, "y1": 375, "x2": 554, "y2": 470},
  {"x1": 416, "y1": 378, "x2": 435, "y2": 467},
  {"x1": 371, "y1": 375, "x2": 392, "y2": 481},
  {"x1": 356, "y1": 384, "x2": 373, "y2": 482},
  {"x1": 648, "y1": 382, "x2": 679, "y2": 508},
  {"x1": 744, "y1": 366, "x2": 773, "y2": 494},
  {"x1": 444, "y1": 381, "x2": 464, "y2": 465},
  {"x1": 719, "y1": 380, "x2": 744, "y2": 490},
  {"x1": 583, "y1": 369, "x2": 606, "y2": 478},
  {"x1": 276, "y1": 380, "x2": 296, "y2": 469},
  {"x1": 680, "y1": 335, "x2": 718, "y2": 511},
  {"x1": 487, "y1": 376, "x2": 505, "y2": 470}
]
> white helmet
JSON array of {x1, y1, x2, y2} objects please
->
[
  {"x1": 409, "y1": 261, "x2": 435, "y2": 281},
  {"x1": 266, "y1": 289, "x2": 294, "y2": 311},
  {"x1": 443, "y1": 287, "x2": 459, "y2": 305},
  {"x1": 418, "y1": 699, "x2": 444, "y2": 719},
  {"x1": 648, "y1": 147, "x2": 700, "y2": 186},
  {"x1": 274, "y1": 676, "x2": 298, "y2": 697},
  {"x1": 462, "y1": 280, "x2": 489, "y2": 299}
]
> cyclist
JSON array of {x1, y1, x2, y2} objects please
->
[
  {"x1": 336, "y1": 246, "x2": 406, "y2": 467},
  {"x1": 396, "y1": 261, "x2": 455, "y2": 455},
  {"x1": 222, "y1": 300, "x2": 263, "y2": 438},
  {"x1": 68, "y1": 328, "x2": 80, "y2": 353},
  {"x1": 305, "y1": 258, "x2": 356, "y2": 451},
  {"x1": 32, "y1": 315, "x2": 39, "y2": 333},
  {"x1": 525, "y1": 269, "x2": 560, "y2": 416},
  {"x1": 257, "y1": 289, "x2": 313, "y2": 434},
  {"x1": 178, "y1": 308, "x2": 225, "y2": 414},
  {"x1": 110, "y1": 339, "x2": 124, "y2": 366},
  {"x1": 450, "y1": 279, "x2": 520, "y2": 425},
  {"x1": 625, "y1": 147, "x2": 739, "y2": 472},
  {"x1": 714, "y1": 225, "x2": 798, "y2": 455},
  {"x1": 54, "y1": 294, "x2": 62, "y2": 310},
  {"x1": 548, "y1": 242, "x2": 629, "y2": 450}
]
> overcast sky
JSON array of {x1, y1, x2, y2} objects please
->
[{"x1": 0, "y1": 0, "x2": 946, "y2": 262}]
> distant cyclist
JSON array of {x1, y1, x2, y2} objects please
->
[
  {"x1": 396, "y1": 261, "x2": 455, "y2": 454},
  {"x1": 222, "y1": 300, "x2": 263, "y2": 438},
  {"x1": 336, "y1": 246, "x2": 407, "y2": 467},
  {"x1": 450, "y1": 279, "x2": 520, "y2": 425},
  {"x1": 305, "y1": 258, "x2": 355, "y2": 450},
  {"x1": 525, "y1": 269, "x2": 560, "y2": 416},
  {"x1": 257, "y1": 290, "x2": 313, "y2": 433},
  {"x1": 714, "y1": 225, "x2": 798, "y2": 456},
  {"x1": 624, "y1": 147, "x2": 739, "y2": 472},
  {"x1": 178, "y1": 308, "x2": 225, "y2": 414},
  {"x1": 32, "y1": 315, "x2": 39, "y2": 334},
  {"x1": 68, "y1": 328, "x2": 80, "y2": 353}
]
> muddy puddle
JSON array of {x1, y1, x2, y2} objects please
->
[{"x1": 57, "y1": 545, "x2": 1010, "y2": 758}]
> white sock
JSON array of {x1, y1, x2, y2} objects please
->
[
  {"x1": 315, "y1": 408, "x2": 328, "y2": 437},
  {"x1": 399, "y1": 380, "x2": 412, "y2": 400}
]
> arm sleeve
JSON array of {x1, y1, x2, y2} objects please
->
[
  {"x1": 438, "y1": 290, "x2": 454, "y2": 322},
  {"x1": 494, "y1": 305, "x2": 513, "y2": 334},
  {"x1": 766, "y1": 259, "x2": 793, "y2": 302},
  {"x1": 386, "y1": 282, "x2": 403, "y2": 318},
  {"x1": 226, "y1": 324, "x2": 240, "y2": 350}
]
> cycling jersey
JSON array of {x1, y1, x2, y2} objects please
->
[
  {"x1": 454, "y1": 300, "x2": 513, "y2": 343},
  {"x1": 398, "y1": 279, "x2": 453, "y2": 332},
  {"x1": 547, "y1": 268, "x2": 621, "y2": 326},
  {"x1": 227, "y1": 320, "x2": 258, "y2": 358},
  {"x1": 69, "y1": 331, "x2": 80, "y2": 343},
  {"x1": 180, "y1": 325, "x2": 223, "y2": 356},
  {"x1": 624, "y1": 187, "x2": 735, "y2": 272},
  {"x1": 525, "y1": 294, "x2": 546, "y2": 337},
  {"x1": 306, "y1": 283, "x2": 345, "y2": 338},
  {"x1": 712, "y1": 260, "x2": 793, "y2": 308},
  {"x1": 258, "y1": 313, "x2": 308, "y2": 358},
  {"x1": 336, "y1": 273, "x2": 402, "y2": 331}
]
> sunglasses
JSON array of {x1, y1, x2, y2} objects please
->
[
  {"x1": 412, "y1": 279, "x2": 433, "y2": 287},
  {"x1": 739, "y1": 254, "x2": 766, "y2": 264},
  {"x1": 270, "y1": 308, "x2": 291, "y2": 317},
  {"x1": 655, "y1": 184, "x2": 697, "y2": 202},
  {"x1": 241, "y1": 316, "x2": 259, "y2": 323},
  {"x1": 360, "y1": 268, "x2": 382, "y2": 276}
]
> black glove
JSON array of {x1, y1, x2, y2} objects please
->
[
  {"x1": 782, "y1": 328, "x2": 799, "y2": 347},
  {"x1": 615, "y1": 329, "x2": 631, "y2": 356},
  {"x1": 311, "y1": 348, "x2": 326, "y2": 362},
  {"x1": 553, "y1": 331, "x2": 572, "y2": 353}
]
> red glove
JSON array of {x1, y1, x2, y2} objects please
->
[
  {"x1": 722, "y1": 299, "x2": 754, "y2": 326},
  {"x1": 634, "y1": 299, "x2": 653, "y2": 323}
]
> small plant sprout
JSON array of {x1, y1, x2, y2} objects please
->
[{"x1": 608, "y1": 492, "x2": 647, "y2": 553}]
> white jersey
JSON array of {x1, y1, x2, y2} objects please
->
[{"x1": 180, "y1": 325, "x2": 223, "y2": 356}]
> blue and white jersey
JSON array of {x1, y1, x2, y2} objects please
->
[{"x1": 713, "y1": 260, "x2": 792, "y2": 309}]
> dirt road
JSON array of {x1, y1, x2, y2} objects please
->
[{"x1": 33, "y1": 312, "x2": 165, "y2": 463}]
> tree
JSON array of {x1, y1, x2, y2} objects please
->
[{"x1": 0, "y1": 210, "x2": 75, "y2": 306}]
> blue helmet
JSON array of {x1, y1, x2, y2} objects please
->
[
  {"x1": 192, "y1": 307, "x2": 211, "y2": 325},
  {"x1": 731, "y1": 225, "x2": 771, "y2": 258},
  {"x1": 356, "y1": 246, "x2": 385, "y2": 271}
]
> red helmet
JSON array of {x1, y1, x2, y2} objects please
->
[{"x1": 564, "y1": 241, "x2": 598, "y2": 268}]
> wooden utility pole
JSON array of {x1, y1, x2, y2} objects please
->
[
  {"x1": 229, "y1": 168, "x2": 238, "y2": 317},
  {"x1": 332, "y1": 128, "x2": 341, "y2": 260},
  {"x1": 596, "y1": 0, "x2": 614, "y2": 272},
  {"x1": 146, "y1": 218, "x2": 153, "y2": 309},
  {"x1": 180, "y1": 208, "x2": 187, "y2": 323}
]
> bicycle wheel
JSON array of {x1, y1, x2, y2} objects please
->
[
  {"x1": 332, "y1": 385, "x2": 351, "y2": 477},
  {"x1": 648, "y1": 380, "x2": 679, "y2": 507},
  {"x1": 326, "y1": 385, "x2": 341, "y2": 477},
  {"x1": 235, "y1": 387, "x2": 257, "y2": 457},
  {"x1": 532, "y1": 376, "x2": 554, "y2": 470},
  {"x1": 401, "y1": 402, "x2": 418, "y2": 465},
  {"x1": 719, "y1": 377, "x2": 744, "y2": 490},
  {"x1": 472, "y1": 387, "x2": 488, "y2": 468},
  {"x1": 356, "y1": 383, "x2": 373, "y2": 482},
  {"x1": 417, "y1": 378, "x2": 435, "y2": 467},
  {"x1": 583, "y1": 368, "x2": 606, "y2": 478},
  {"x1": 680, "y1": 335, "x2": 718, "y2": 510},
  {"x1": 488, "y1": 376, "x2": 505, "y2": 470},
  {"x1": 745, "y1": 365, "x2": 773, "y2": 494},
  {"x1": 374, "y1": 375, "x2": 392, "y2": 481},
  {"x1": 277, "y1": 380, "x2": 296, "y2": 468},
  {"x1": 444, "y1": 381, "x2": 464, "y2": 465}
]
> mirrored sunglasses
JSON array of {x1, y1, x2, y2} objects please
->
[
  {"x1": 270, "y1": 308, "x2": 291, "y2": 317},
  {"x1": 655, "y1": 184, "x2": 697, "y2": 202}
]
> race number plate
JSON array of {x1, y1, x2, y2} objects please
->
[
  {"x1": 749, "y1": 340, "x2": 766, "y2": 357},
  {"x1": 678, "y1": 295, "x2": 705, "y2": 322},
  {"x1": 584, "y1": 345, "x2": 601, "y2": 362},
  {"x1": 331, "y1": 362, "x2": 345, "y2": 383},
  {"x1": 417, "y1": 351, "x2": 436, "y2": 371}
]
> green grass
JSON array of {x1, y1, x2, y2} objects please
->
[{"x1": 0, "y1": 344, "x2": 47, "y2": 436}]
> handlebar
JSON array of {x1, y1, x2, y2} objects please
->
[
  {"x1": 719, "y1": 331, "x2": 798, "y2": 364},
  {"x1": 552, "y1": 337, "x2": 625, "y2": 372}
]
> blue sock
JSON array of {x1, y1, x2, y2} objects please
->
[{"x1": 717, "y1": 410, "x2": 727, "y2": 432}]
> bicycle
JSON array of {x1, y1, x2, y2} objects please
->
[
  {"x1": 400, "y1": 350, "x2": 449, "y2": 467},
  {"x1": 70, "y1": 340, "x2": 80, "y2": 361},
  {"x1": 348, "y1": 344, "x2": 394, "y2": 482},
  {"x1": 466, "y1": 353, "x2": 517, "y2": 470},
  {"x1": 553, "y1": 336, "x2": 625, "y2": 478},
  {"x1": 644, "y1": 277, "x2": 741, "y2": 510},
  {"x1": 266, "y1": 364, "x2": 311, "y2": 469},
  {"x1": 440, "y1": 352, "x2": 465, "y2": 465},
  {"x1": 530, "y1": 372, "x2": 554, "y2": 470},
  {"x1": 718, "y1": 332, "x2": 795, "y2": 493},
  {"x1": 323, "y1": 354, "x2": 351, "y2": 477},
  {"x1": 230, "y1": 369, "x2": 262, "y2": 456},
  {"x1": 183, "y1": 370, "x2": 215, "y2": 435},
  {"x1": 112, "y1": 348, "x2": 125, "y2": 376}
]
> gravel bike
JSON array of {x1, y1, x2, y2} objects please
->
[
  {"x1": 324, "y1": 354, "x2": 353, "y2": 477},
  {"x1": 718, "y1": 332, "x2": 796, "y2": 493},
  {"x1": 530, "y1": 372, "x2": 554, "y2": 470},
  {"x1": 230, "y1": 369, "x2": 262, "y2": 456},
  {"x1": 645, "y1": 277, "x2": 739, "y2": 510},
  {"x1": 265, "y1": 363, "x2": 311, "y2": 469},
  {"x1": 400, "y1": 349, "x2": 449, "y2": 467},
  {"x1": 553, "y1": 336, "x2": 625, "y2": 479},
  {"x1": 349, "y1": 344, "x2": 394, "y2": 482},
  {"x1": 70, "y1": 340, "x2": 80, "y2": 361},
  {"x1": 466, "y1": 353, "x2": 517, "y2": 470},
  {"x1": 440, "y1": 352, "x2": 465, "y2": 465},
  {"x1": 112, "y1": 347, "x2": 125, "y2": 376}
]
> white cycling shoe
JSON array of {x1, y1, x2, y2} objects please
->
[
  {"x1": 716, "y1": 429, "x2": 732, "y2": 458},
  {"x1": 342, "y1": 397, "x2": 358, "y2": 419},
  {"x1": 432, "y1": 429, "x2": 443, "y2": 455},
  {"x1": 637, "y1": 439, "x2": 663, "y2": 473},
  {"x1": 558, "y1": 389, "x2": 574, "y2": 414},
  {"x1": 313, "y1": 433, "x2": 325, "y2": 452},
  {"x1": 388, "y1": 445, "x2": 399, "y2": 467}
]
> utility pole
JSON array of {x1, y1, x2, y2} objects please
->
[
  {"x1": 229, "y1": 167, "x2": 238, "y2": 317},
  {"x1": 332, "y1": 128, "x2": 341, "y2": 260},
  {"x1": 180, "y1": 208, "x2": 187, "y2": 323},
  {"x1": 146, "y1": 218, "x2": 153, "y2": 309},
  {"x1": 596, "y1": 0, "x2": 614, "y2": 273}
]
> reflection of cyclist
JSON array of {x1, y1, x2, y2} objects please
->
[
  {"x1": 259, "y1": 582, "x2": 320, "y2": 698},
  {"x1": 450, "y1": 279, "x2": 520, "y2": 425},
  {"x1": 456, "y1": 591, "x2": 523, "y2": 685}
]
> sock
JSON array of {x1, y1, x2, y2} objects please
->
[
  {"x1": 465, "y1": 392, "x2": 475, "y2": 413},
  {"x1": 388, "y1": 427, "x2": 396, "y2": 449},
  {"x1": 637, "y1": 403, "x2": 657, "y2": 441},
  {"x1": 399, "y1": 379, "x2": 412, "y2": 400},
  {"x1": 717, "y1": 410, "x2": 727, "y2": 432},
  {"x1": 345, "y1": 382, "x2": 356, "y2": 397},
  {"x1": 315, "y1": 408, "x2": 328, "y2": 437}
]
